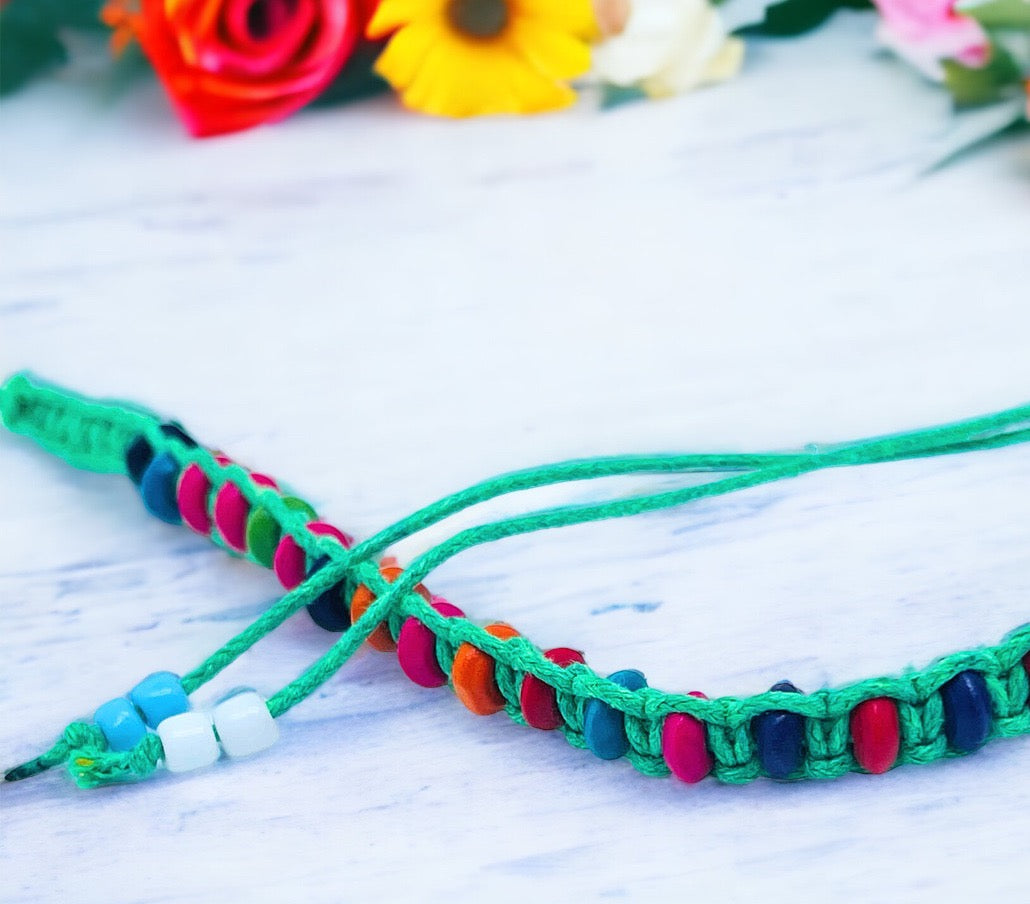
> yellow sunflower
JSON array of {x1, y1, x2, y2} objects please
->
[{"x1": 368, "y1": 0, "x2": 600, "y2": 117}]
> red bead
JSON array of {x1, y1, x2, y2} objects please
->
[
  {"x1": 214, "y1": 472, "x2": 277, "y2": 553},
  {"x1": 662, "y1": 691, "x2": 712, "y2": 784},
  {"x1": 850, "y1": 697, "x2": 900, "y2": 775},
  {"x1": 519, "y1": 647, "x2": 585, "y2": 730},
  {"x1": 396, "y1": 600, "x2": 466, "y2": 688}
]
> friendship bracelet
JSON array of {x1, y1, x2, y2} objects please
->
[{"x1": 2, "y1": 372, "x2": 1029, "y2": 790}]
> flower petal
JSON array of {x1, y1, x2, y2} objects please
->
[{"x1": 507, "y1": 17, "x2": 591, "y2": 80}]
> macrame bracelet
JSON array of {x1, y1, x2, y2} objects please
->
[{"x1": 2, "y1": 371, "x2": 1029, "y2": 790}]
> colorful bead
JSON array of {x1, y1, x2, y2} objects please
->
[
  {"x1": 245, "y1": 496, "x2": 318, "y2": 568},
  {"x1": 213, "y1": 473, "x2": 277, "y2": 552},
  {"x1": 662, "y1": 692, "x2": 712, "y2": 784},
  {"x1": 94, "y1": 697, "x2": 147, "y2": 752},
  {"x1": 177, "y1": 464, "x2": 213, "y2": 535},
  {"x1": 125, "y1": 434, "x2": 155, "y2": 485},
  {"x1": 519, "y1": 647, "x2": 585, "y2": 730},
  {"x1": 139, "y1": 452, "x2": 183, "y2": 524},
  {"x1": 452, "y1": 623, "x2": 520, "y2": 715},
  {"x1": 211, "y1": 690, "x2": 278, "y2": 758},
  {"x1": 350, "y1": 565, "x2": 431, "y2": 653},
  {"x1": 272, "y1": 521, "x2": 352, "y2": 589},
  {"x1": 752, "y1": 680, "x2": 805, "y2": 780},
  {"x1": 941, "y1": 670, "x2": 992, "y2": 753},
  {"x1": 129, "y1": 671, "x2": 189, "y2": 728},
  {"x1": 305, "y1": 554, "x2": 350, "y2": 632},
  {"x1": 157, "y1": 711, "x2": 220, "y2": 773},
  {"x1": 397, "y1": 599, "x2": 466, "y2": 688},
  {"x1": 850, "y1": 697, "x2": 900, "y2": 775},
  {"x1": 583, "y1": 668, "x2": 648, "y2": 761}
]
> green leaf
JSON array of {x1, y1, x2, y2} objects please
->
[
  {"x1": 0, "y1": 15, "x2": 67, "y2": 96},
  {"x1": 919, "y1": 96, "x2": 1027, "y2": 173},
  {"x1": 960, "y1": 0, "x2": 1030, "y2": 29},
  {"x1": 0, "y1": 0, "x2": 107, "y2": 96},
  {"x1": 942, "y1": 42, "x2": 1024, "y2": 107},
  {"x1": 600, "y1": 84, "x2": 649, "y2": 110},
  {"x1": 310, "y1": 42, "x2": 391, "y2": 108},
  {"x1": 736, "y1": 0, "x2": 872, "y2": 38}
]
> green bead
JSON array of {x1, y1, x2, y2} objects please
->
[{"x1": 246, "y1": 496, "x2": 317, "y2": 567}]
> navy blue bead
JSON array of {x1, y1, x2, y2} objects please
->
[
  {"x1": 941, "y1": 670, "x2": 992, "y2": 753},
  {"x1": 305, "y1": 555, "x2": 351, "y2": 632},
  {"x1": 584, "y1": 669, "x2": 648, "y2": 761},
  {"x1": 139, "y1": 451, "x2": 182, "y2": 524},
  {"x1": 753, "y1": 680, "x2": 806, "y2": 780},
  {"x1": 160, "y1": 421, "x2": 198, "y2": 448},
  {"x1": 125, "y1": 434, "x2": 155, "y2": 485}
]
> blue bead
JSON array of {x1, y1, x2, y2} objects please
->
[
  {"x1": 941, "y1": 670, "x2": 992, "y2": 753},
  {"x1": 584, "y1": 669, "x2": 648, "y2": 761},
  {"x1": 753, "y1": 680, "x2": 806, "y2": 780},
  {"x1": 130, "y1": 671, "x2": 189, "y2": 728},
  {"x1": 305, "y1": 555, "x2": 351, "y2": 632},
  {"x1": 139, "y1": 452, "x2": 182, "y2": 524},
  {"x1": 94, "y1": 697, "x2": 147, "y2": 752},
  {"x1": 125, "y1": 434, "x2": 155, "y2": 486}
]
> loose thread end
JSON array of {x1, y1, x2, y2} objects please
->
[{"x1": 4, "y1": 758, "x2": 50, "y2": 782}]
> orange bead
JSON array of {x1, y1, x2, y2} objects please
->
[
  {"x1": 452, "y1": 623, "x2": 520, "y2": 715},
  {"x1": 350, "y1": 564, "x2": 430, "y2": 653}
]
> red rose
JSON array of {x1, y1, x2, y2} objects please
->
[{"x1": 133, "y1": 0, "x2": 361, "y2": 137}]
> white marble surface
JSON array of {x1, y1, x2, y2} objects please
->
[{"x1": 2, "y1": 10, "x2": 1029, "y2": 903}]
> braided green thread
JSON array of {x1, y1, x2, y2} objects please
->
[
  {"x1": 0, "y1": 372, "x2": 160, "y2": 474},
  {"x1": 2, "y1": 372, "x2": 1029, "y2": 786}
]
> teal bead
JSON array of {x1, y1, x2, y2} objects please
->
[
  {"x1": 139, "y1": 452, "x2": 182, "y2": 524},
  {"x1": 130, "y1": 671, "x2": 189, "y2": 728},
  {"x1": 94, "y1": 697, "x2": 147, "y2": 752},
  {"x1": 583, "y1": 669, "x2": 648, "y2": 760}
]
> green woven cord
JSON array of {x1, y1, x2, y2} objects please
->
[{"x1": 2, "y1": 372, "x2": 1028, "y2": 788}]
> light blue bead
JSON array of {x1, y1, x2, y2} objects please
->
[
  {"x1": 584, "y1": 669, "x2": 648, "y2": 760},
  {"x1": 130, "y1": 671, "x2": 189, "y2": 728},
  {"x1": 94, "y1": 697, "x2": 147, "y2": 752}
]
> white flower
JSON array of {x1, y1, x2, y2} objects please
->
[{"x1": 589, "y1": 0, "x2": 744, "y2": 97}]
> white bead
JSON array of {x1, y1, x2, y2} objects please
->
[
  {"x1": 157, "y1": 712, "x2": 220, "y2": 773},
  {"x1": 212, "y1": 691, "x2": 279, "y2": 758}
]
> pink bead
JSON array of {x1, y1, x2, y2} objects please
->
[
  {"x1": 397, "y1": 600, "x2": 466, "y2": 688},
  {"x1": 214, "y1": 473, "x2": 277, "y2": 552},
  {"x1": 272, "y1": 521, "x2": 352, "y2": 589},
  {"x1": 308, "y1": 521, "x2": 354, "y2": 549},
  {"x1": 177, "y1": 464, "x2": 212, "y2": 535},
  {"x1": 175, "y1": 454, "x2": 232, "y2": 536},
  {"x1": 661, "y1": 691, "x2": 712, "y2": 784}
]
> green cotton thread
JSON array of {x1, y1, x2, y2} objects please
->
[{"x1": 1, "y1": 371, "x2": 1029, "y2": 788}]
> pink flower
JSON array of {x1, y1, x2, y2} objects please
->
[{"x1": 872, "y1": 0, "x2": 989, "y2": 80}]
